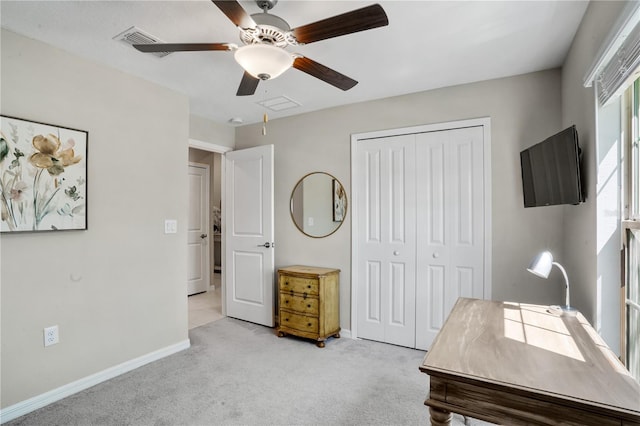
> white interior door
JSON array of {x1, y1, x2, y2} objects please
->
[
  {"x1": 356, "y1": 135, "x2": 417, "y2": 347},
  {"x1": 224, "y1": 145, "x2": 275, "y2": 327},
  {"x1": 415, "y1": 127, "x2": 485, "y2": 350},
  {"x1": 187, "y1": 164, "x2": 210, "y2": 296}
]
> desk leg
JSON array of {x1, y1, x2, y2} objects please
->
[{"x1": 429, "y1": 407, "x2": 452, "y2": 426}]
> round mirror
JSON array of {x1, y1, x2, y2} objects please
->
[{"x1": 290, "y1": 172, "x2": 347, "y2": 238}]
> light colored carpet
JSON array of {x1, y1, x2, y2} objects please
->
[{"x1": 7, "y1": 318, "x2": 491, "y2": 425}]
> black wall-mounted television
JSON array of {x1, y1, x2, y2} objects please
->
[{"x1": 520, "y1": 125, "x2": 585, "y2": 208}]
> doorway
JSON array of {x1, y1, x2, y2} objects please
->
[
  {"x1": 187, "y1": 140, "x2": 231, "y2": 329},
  {"x1": 351, "y1": 118, "x2": 492, "y2": 350}
]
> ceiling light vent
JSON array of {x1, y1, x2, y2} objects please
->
[
  {"x1": 114, "y1": 26, "x2": 172, "y2": 58},
  {"x1": 257, "y1": 96, "x2": 301, "y2": 112}
]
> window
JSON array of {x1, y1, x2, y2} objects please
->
[
  {"x1": 623, "y1": 77, "x2": 640, "y2": 381},
  {"x1": 584, "y1": 0, "x2": 640, "y2": 380}
]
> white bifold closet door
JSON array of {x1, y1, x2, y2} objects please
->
[
  {"x1": 356, "y1": 134, "x2": 418, "y2": 347},
  {"x1": 356, "y1": 126, "x2": 485, "y2": 350}
]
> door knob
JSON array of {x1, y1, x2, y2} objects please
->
[
  {"x1": 433, "y1": 253, "x2": 439, "y2": 258},
  {"x1": 393, "y1": 251, "x2": 400, "y2": 256},
  {"x1": 200, "y1": 234, "x2": 207, "y2": 239},
  {"x1": 258, "y1": 242, "x2": 271, "y2": 248}
]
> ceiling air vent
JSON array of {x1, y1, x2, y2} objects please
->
[
  {"x1": 113, "y1": 26, "x2": 172, "y2": 58},
  {"x1": 257, "y1": 96, "x2": 301, "y2": 112}
]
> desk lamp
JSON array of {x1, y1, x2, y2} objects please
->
[{"x1": 527, "y1": 251, "x2": 578, "y2": 316}]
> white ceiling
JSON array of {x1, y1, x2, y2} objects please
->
[{"x1": 1, "y1": 0, "x2": 588, "y2": 125}]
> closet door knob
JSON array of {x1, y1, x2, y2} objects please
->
[
  {"x1": 393, "y1": 251, "x2": 400, "y2": 256},
  {"x1": 433, "y1": 253, "x2": 439, "y2": 258}
]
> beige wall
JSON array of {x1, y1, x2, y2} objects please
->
[
  {"x1": 236, "y1": 69, "x2": 565, "y2": 330},
  {"x1": 0, "y1": 30, "x2": 190, "y2": 407},
  {"x1": 189, "y1": 114, "x2": 235, "y2": 149},
  {"x1": 561, "y1": 0, "x2": 628, "y2": 349}
]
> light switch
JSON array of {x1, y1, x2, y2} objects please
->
[{"x1": 164, "y1": 219, "x2": 177, "y2": 234}]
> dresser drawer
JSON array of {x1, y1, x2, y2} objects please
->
[
  {"x1": 280, "y1": 311, "x2": 319, "y2": 333},
  {"x1": 279, "y1": 276, "x2": 319, "y2": 296},
  {"x1": 280, "y1": 293, "x2": 319, "y2": 315}
]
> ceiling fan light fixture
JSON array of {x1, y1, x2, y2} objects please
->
[{"x1": 234, "y1": 43, "x2": 293, "y2": 80}]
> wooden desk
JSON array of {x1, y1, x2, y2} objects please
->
[{"x1": 419, "y1": 298, "x2": 640, "y2": 426}]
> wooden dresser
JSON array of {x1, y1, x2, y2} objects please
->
[{"x1": 276, "y1": 265, "x2": 340, "y2": 348}]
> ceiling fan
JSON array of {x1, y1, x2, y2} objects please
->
[{"x1": 133, "y1": 0, "x2": 388, "y2": 96}]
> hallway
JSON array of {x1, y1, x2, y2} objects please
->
[{"x1": 188, "y1": 273, "x2": 223, "y2": 329}]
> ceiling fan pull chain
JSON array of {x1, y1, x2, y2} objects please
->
[{"x1": 262, "y1": 113, "x2": 268, "y2": 136}]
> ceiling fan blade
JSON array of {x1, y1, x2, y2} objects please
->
[
  {"x1": 133, "y1": 43, "x2": 235, "y2": 53},
  {"x1": 236, "y1": 71, "x2": 260, "y2": 96},
  {"x1": 212, "y1": 0, "x2": 256, "y2": 29},
  {"x1": 291, "y1": 4, "x2": 388, "y2": 44},
  {"x1": 293, "y1": 57, "x2": 357, "y2": 91}
]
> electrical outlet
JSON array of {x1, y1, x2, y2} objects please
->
[{"x1": 44, "y1": 325, "x2": 59, "y2": 347}]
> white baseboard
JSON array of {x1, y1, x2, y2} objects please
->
[
  {"x1": 0, "y1": 339, "x2": 190, "y2": 424},
  {"x1": 340, "y1": 329, "x2": 352, "y2": 339}
]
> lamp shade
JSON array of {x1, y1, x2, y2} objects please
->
[
  {"x1": 234, "y1": 44, "x2": 293, "y2": 80},
  {"x1": 527, "y1": 250, "x2": 553, "y2": 279},
  {"x1": 527, "y1": 250, "x2": 575, "y2": 315}
]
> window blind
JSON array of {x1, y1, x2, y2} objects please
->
[
  {"x1": 597, "y1": 20, "x2": 640, "y2": 105},
  {"x1": 583, "y1": 2, "x2": 640, "y2": 104}
]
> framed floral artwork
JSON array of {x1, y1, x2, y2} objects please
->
[
  {"x1": 332, "y1": 178, "x2": 346, "y2": 222},
  {"x1": 0, "y1": 115, "x2": 88, "y2": 233}
]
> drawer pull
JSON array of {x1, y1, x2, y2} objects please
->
[
  {"x1": 303, "y1": 292, "x2": 308, "y2": 299},
  {"x1": 307, "y1": 323, "x2": 311, "y2": 327},
  {"x1": 285, "y1": 300, "x2": 289, "y2": 304},
  {"x1": 285, "y1": 318, "x2": 289, "y2": 322},
  {"x1": 307, "y1": 304, "x2": 311, "y2": 308},
  {"x1": 307, "y1": 285, "x2": 311, "y2": 288}
]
